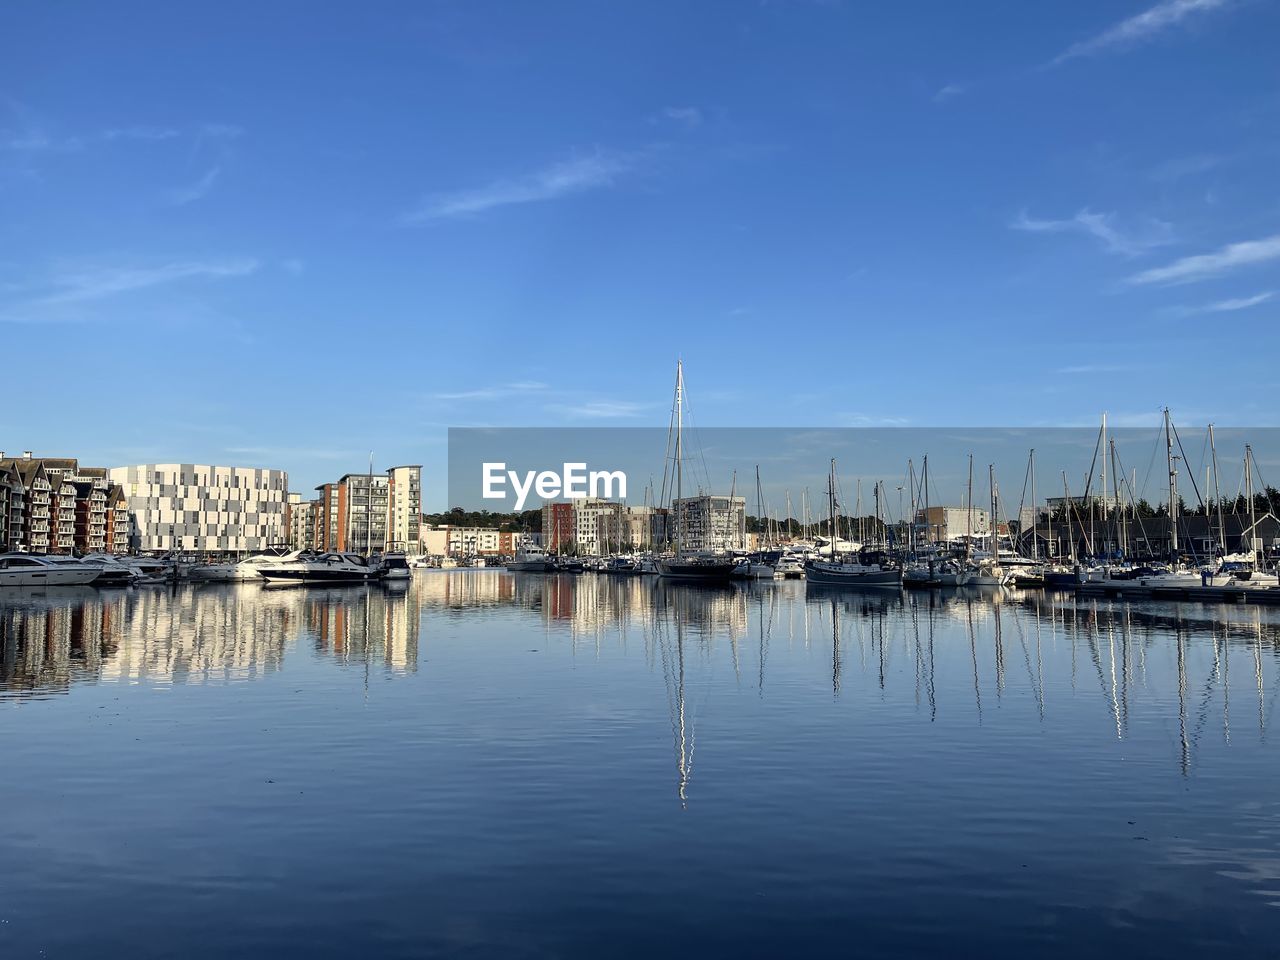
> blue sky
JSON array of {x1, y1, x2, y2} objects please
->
[{"x1": 3, "y1": 0, "x2": 1278, "y2": 506}]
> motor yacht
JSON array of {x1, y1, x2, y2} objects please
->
[
  {"x1": 0, "y1": 553, "x2": 103, "y2": 587},
  {"x1": 258, "y1": 552, "x2": 378, "y2": 584},
  {"x1": 376, "y1": 551, "x2": 412, "y2": 581},
  {"x1": 509, "y1": 543, "x2": 555, "y2": 572}
]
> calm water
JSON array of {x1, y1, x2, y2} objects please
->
[{"x1": 2, "y1": 573, "x2": 1278, "y2": 958}]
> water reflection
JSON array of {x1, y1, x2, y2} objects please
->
[
  {"x1": 2, "y1": 575, "x2": 1276, "y2": 773},
  {"x1": 0, "y1": 582, "x2": 423, "y2": 697},
  {"x1": 3, "y1": 571, "x2": 1280, "y2": 954}
]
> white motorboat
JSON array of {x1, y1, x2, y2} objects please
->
[
  {"x1": 258, "y1": 552, "x2": 378, "y2": 584},
  {"x1": 967, "y1": 559, "x2": 1010, "y2": 587},
  {"x1": 509, "y1": 543, "x2": 555, "y2": 572},
  {"x1": 732, "y1": 557, "x2": 776, "y2": 580},
  {"x1": 187, "y1": 548, "x2": 311, "y2": 582},
  {"x1": 0, "y1": 553, "x2": 103, "y2": 587},
  {"x1": 376, "y1": 551, "x2": 412, "y2": 580},
  {"x1": 774, "y1": 555, "x2": 806, "y2": 579},
  {"x1": 77, "y1": 553, "x2": 144, "y2": 585}
]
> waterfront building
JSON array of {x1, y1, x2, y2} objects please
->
[
  {"x1": 1, "y1": 452, "x2": 121, "y2": 554},
  {"x1": 314, "y1": 473, "x2": 388, "y2": 553},
  {"x1": 1018, "y1": 512, "x2": 1280, "y2": 561},
  {"x1": 542, "y1": 502, "x2": 574, "y2": 553},
  {"x1": 107, "y1": 463, "x2": 289, "y2": 554},
  {"x1": 914, "y1": 506, "x2": 991, "y2": 544},
  {"x1": 286, "y1": 494, "x2": 320, "y2": 551},
  {"x1": 447, "y1": 526, "x2": 502, "y2": 556},
  {"x1": 0, "y1": 460, "x2": 24, "y2": 551},
  {"x1": 314, "y1": 465, "x2": 421, "y2": 554},
  {"x1": 105, "y1": 485, "x2": 129, "y2": 554},
  {"x1": 671, "y1": 495, "x2": 747, "y2": 553},
  {"x1": 573, "y1": 498, "x2": 624, "y2": 555},
  {"x1": 386, "y1": 465, "x2": 422, "y2": 554}
]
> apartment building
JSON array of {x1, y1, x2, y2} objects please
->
[
  {"x1": 913, "y1": 506, "x2": 991, "y2": 544},
  {"x1": 105, "y1": 485, "x2": 129, "y2": 554},
  {"x1": 671, "y1": 495, "x2": 746, "y2": 553},
  {"x1": 107, "y1": 463, "x2": 290, "y2": 553},
  {"x1": 314, "y1": 465, "x2": 422, "y2": 554},
  {"x1": 286, "y1": 493, "x2": 320, "y2": 550},
  {"x1": 0, "y1": 452, "x2": 122, "y2": 554},
  {"x1": 386, "y1": 465, "x2": 422, "y2": 554},
  {"x1": 0, "y1": 460, "x2": 25, "y2": 551},
  {"x1": 542, "y1": 502, "x2": 574, "y2": 553}
]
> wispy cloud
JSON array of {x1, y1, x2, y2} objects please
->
[
  {"x1": 404, "y1": 150, "x2": 633, "y2": 222},
  {"x1": 36, "y1": 258, "x2": 260, "y2": 306},
  {"x1": 103, "y1": 126, "x2": 180, "y2": 142},
  {"x1": 1167, "y1": 291, "x2": 1275, "y2": 316},
  {"x1": 4, "y1": 125, "x2": 181, "y2": 152},
  {"x1": 1, "y1": 130, "x2": 83, "y2": 153},
  {"x1": 431, "y1": 381, "x2": 549, "y2": 402},
  {"x1": 0, "y1": 257, "x2": 260, "y2": 324},
  {"x1": 657, "y1": 106, "x2": 703, "y2": 127},
  {"x1": 933, "y1": 83, "x2": 965, "y2": 103},
  {"x1": 1203, "y1": 291, "x2": 1273, "y2": 311},
  {"x1": 1011, "y1": 208, "x2": 1174, "y2": 256},
  {"x1": 1150, "y1": 152, "x2": 1225, "y2": 183},
  {"x1": 545, "y1": 400, "x2": 649, "y2": 419},
  {"x1": 1056, "y1": 364, "x2": 1137, "y2": 375},
  {"x1": 1052, "y1": 0, "x2": 1231, "y2": 65},
  {"x1": 167, "y1": 165, "x2": 221, "y2": 206},
  {"x1": 1127, "y1": 234, "x2": 1280, "y2": 285}
]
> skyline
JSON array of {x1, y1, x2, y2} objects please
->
[{"x1": 4, "y1": 0, "x2": 1280, "y2": 506}]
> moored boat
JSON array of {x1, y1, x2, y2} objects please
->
[
  {"x1": 259, "y1": 552, "x2": 378, "y2": 584},
  {"x1": 0, "y1": 553, "x2": 103, "y2": 587}
]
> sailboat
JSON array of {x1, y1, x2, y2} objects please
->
[
  {"x1": 804, "y1": 459, "x2": 902, "y2": 588},
  {"x1": 968, "y1": 464, "x2": 1009, "y2": 587},
  {"x1": 656, "y1": 361, "x2": 739, "y2": 582}
]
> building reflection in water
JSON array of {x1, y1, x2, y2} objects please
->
[
  {"x1": 2, "y1": 574, "x2": 1276, "y2": 788},
  {"x1": 0, "y1": 581, "x2": 423, "y2": 697}
]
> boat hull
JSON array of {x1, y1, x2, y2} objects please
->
[
  {"x1": 260, "y1": 568, "x2": 374, "y2": 584},
  {"x1": 657, "y1": 559, "x2": 738, "y2": 581},
  {"x1": 805, "y1": 564, "x2": 902, "y2": 588},
  {"x1": 0, "y1": 568, "x2": 102, "y2": 587},
  {"x1": 508, "y1": 560, "x2": 555, "y2": 572}
]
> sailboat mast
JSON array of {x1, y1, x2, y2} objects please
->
[
  {"x1": 828, "y1": 459, "x2": 838, "y2": 559},
  {"x1": 1030, "y1": 449, "x2": 1038, "y2": 562},
  {"x1": 1209, "y1": 425, "x2": 1225, "y2": 558},
  {"x1": 1246, "y1": 444, "x2": 1257, "y2": 566},
  {"x1": 989, "y1": 464, "x2": 997, "y2": 560},
  {"x1": 1165, "y1": 407, "x2": 1178, "y2": 561},
  {"x1": 966, "y1": 454, "x2": 974, "y2": 554},
  {"x1": 1099, "y1": 413, "x2": 1107, "y2": 561},
  {"x1": 675, "y1": 361, "x2": 684, "y2": 558},
  {"x1": 1063, "y1": 471, "x2": 1074, "y2": 563}
]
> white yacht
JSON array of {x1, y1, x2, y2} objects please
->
[
  {"x1": 376, "y1": 551, "x2": 412, "y2": 581},
  {"x1": 77, "y1": 553, "x2": 144, "y2": 585},
  {"x1": 258, "y1": 552, "x2": 378, "y2": 584},
  {"x1": 508, "y1": 543, "x2": 555, "y2": 572},
  {"x1": 0, "y1": 553, "x2": 103, "y2": 587},
  {"x1": 187, "y1": 548, "x2": 311, "y2": 583}
]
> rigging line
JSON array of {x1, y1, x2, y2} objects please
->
[
  {"x1": 1139, "y1": 419, "x2": 1164, "y2": 501},
  {"x1": 1113, "y1": 445, "x2": 1155, "y2": 554},
  {"x1": 1171, "y1": 419, "x2": 1207, "y2": 512},
  {"x1": 1081, "y1": 421, "x2": 1103, "y2": 499}
]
